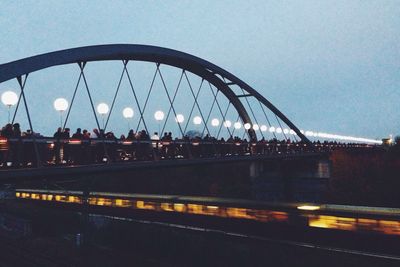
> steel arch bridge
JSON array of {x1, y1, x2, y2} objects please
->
[{"x1": 0, "y1": 44, "x2": 309, "y2": 145}]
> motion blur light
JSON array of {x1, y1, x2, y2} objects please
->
[
  {"x1": 211, "y1": 118, "x2": 220, "y2": 127},
  {"x1": 193, "y1": 116, "x2": 202, "y2": 125},
  {"x1": 233, "y1": 122, "x2": 242, "y2": 129},
  {"x1": 97, "y1": 103, "x2": 109, "y2": 115},
  {"x1": 122, "y1": 107, "x2": 134, "y2": 118},
  {"x1": 297, "y1": 205, "x2": 320, "y2": 211},
  {"x1": 154, "y1": 110, "x2": 165, "y2": 121},
  {"x1": 175, "y1": 114, "x2": 184, "y2": 123},
  {"x1": 1, "y1": 91, "x2": 18, "y2": 106}
]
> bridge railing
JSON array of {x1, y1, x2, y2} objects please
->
[{"x1": 0, "y1": 136, "x2": 379, "y2": 169}]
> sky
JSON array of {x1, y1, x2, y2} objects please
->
[{"x1": 0, "y1": 0, "x2": 399, "y2": 140}]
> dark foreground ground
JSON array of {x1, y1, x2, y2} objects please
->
[{"x1": 1, "y1": 200, "x2": 400, "y2": 267}]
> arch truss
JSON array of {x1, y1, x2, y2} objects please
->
[{"x1": 0, "y1": 44, "x2": 310, "y2": 146}]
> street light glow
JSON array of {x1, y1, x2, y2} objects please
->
[
  {"x1": 193, "y1": 116, "x2": 202, "y2": 125},
  {"x1": 53, "y1": 98, "x2": 68, "y2": 112},
  {"x1": 97, "y1": 103, "x2": 109, "y2": 115},
  {"x1": 259, "y1": 124, "x2": 382, "y2": 144},
  {"x1": 260, "y1": 125, "x2": 268, "y2": 132},
  {"x1": 223, "y1": 120, "x2": 232, "y2": 128},
  {"x1": 175, "y1": 114, "x2": 184, "y2": 123},
  {"x1": 244, "y1": 123, "x2": 251, "y2": 130},
  {"x1": 154, "y1": 110, "x2": 164, "y2": 121},
  {"x1": 234, "y1": 122, "x2": 242, "y2": 129},
  {"x1": 1, "y1": 91, "x2": 18, "y2": 106},
  {"x1": 211, "y1": 118, "x2": 220, "y2": 127},
  {"x1": 122, "y1": 107, "x2": 134, "y2": 118}
]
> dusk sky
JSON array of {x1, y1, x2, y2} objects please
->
[{"x1": 0, "y1": 1, "x2": 399, "y2": 140}]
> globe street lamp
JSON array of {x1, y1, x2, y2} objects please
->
[
  {"x1": 193, "y1": 116, "x2": 202, "y2": 125},
  {"x1": 260, "y1": 125, "x2": 268, "y2": 132},
  {"x1": 244, "y1": 123, "x2": 251, "y2": 130},
  {"x1": 193, "y1": 116, "x2": 202, "y2": 133},
  {"x1": 1, "y1": 91, "x2": 18, "y2": 123},
  {"x1": 175, "y1": 114, "x2": 184, "y2": 124},
  {"x1": 97, "y1": 103, "x2": 109, "y2": 129},
  {"x1": 122, "y1": 107, "x2": 134, "y2": 130},
  {"x1": 223, "y1": 120, "x2": 232, "y2": 128},
  {"x1": 234, "y1": 122, "x2": 242, "y2": 130},
  {"x1": 154, "y1": 110, "x2": 164, "y2": 134},
  {"x1": 211, "y1": 118, "x2": 219, "y2": 127},
  {"x1": 53, "y1": 98, "x2": 69, "y2": 128}
]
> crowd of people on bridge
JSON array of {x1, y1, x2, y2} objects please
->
[{"x1": 0, "y1": 122, "x2": 376, "y2": 168}]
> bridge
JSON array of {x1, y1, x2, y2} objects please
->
[
  {"x1": 0, "y1": 44, "x2": 381, "y2": 174},
  {"x1": 0, "y1": 45, "x2": 396, "y2": 266}
]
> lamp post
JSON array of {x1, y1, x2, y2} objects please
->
[
  {"x1": 1, "y1": 91, "x2": 18, "y2": 123},
  {"x1": 53, "y1": 98, "x2": 69, "y2": 128},
  {"x1": 211, "y1": 118, "x2": 219, "y2": 136},
  {"x1": 223, "y1": 120, "x2": 232, "y2": 137},
  {"x1": 193, "y1": 116, "x2": 202, "y2": 135},
  {"x1": 154, "y1": 110, "x2": 164, "y2": 134},
  {"x1": 97, "y1": 103, "x2": 109, "y2": 129},
  {"x1": 122, "y1": 107, "x2": 134, "y2": 130}
]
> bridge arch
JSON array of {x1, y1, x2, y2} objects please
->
[{"x1": 0, "y1": 44, "x2": 310, "y2": 143}]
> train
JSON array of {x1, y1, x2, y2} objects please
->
[{"x1": 15, "y1": 188, "x2": 400, "y2": 237}]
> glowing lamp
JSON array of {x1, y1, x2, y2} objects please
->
[
  {"x1": 223, "y1": 120, "x2": 232, "y2": 128},
  {"x1": 252, "y1": 124, "x2": 259, "y2": 131},
  {"x1": 1, "y1": 91, "x2": 18, "y2": 106},
  {"x1": 276, "y1": 128, "x2": 282, "y2": 134},
  {"x1": 175, "y1": 114, "x2": 184, "y2": 123},
  {"x1": 260, "y1": 125, "x2": 268, "y2": 132},
  {"x1": 211, "y1": 118, "x2": 220, "y2": 127},
  {"x1": 53, "y1": 98, "x2": 69, "y2": 112},
  {"x1": 233, "y1": 122, "x2": 242, "y2": 129},
  {"x1": 122, "y1": 107, "x2": 134, "y2": 118},
  {"x1": 193, "y1": 116, "x2": 202, "y2": 125},
  {"x1": 269, "y1": 126, "x2": 276, "y2": 133},
  {"x1": 244, "y1": 123, "x2": 251, "y2": 130},
  {"x1": 154, "y1": 110, "x2": 164, "y2": 121},
  {"x1": 97, "y1": 103, "x2": 109, "y2": 115}
]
